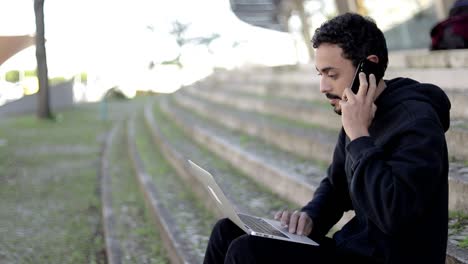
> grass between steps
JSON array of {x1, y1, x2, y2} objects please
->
[
  {"x1": 134, "y1": 113, "x2": 214, "y2": 261},
  {"x1": 449, "y1": 211, "x2": 468, "y2": 248},
  {"x1": 0, "y1": 103, "x2": 109, "y2": 263},
  {"x1": 171, "y1": 93, "x2": 468, "y2": 250},
  {"x1": 109, "y1": 125, "x2": 169, "y2": 263},
  {"x1": 169, "y1": 96, "x2": 330, "y2": 172},
  {"x1": 451, "y1": 120, "x2": 468, "y2": 130},
  {"x1": 183, "y1": 92, "x2": 340, "y2": 135},
  {"x1": 153, "y1": 98, "x2": 297, "y2": 215},
  {"x1": 258, "y1": 109, "x2": 339, "y2": 138},
  {"x1": 200, "y1": 89, "x2": 332, "y2": 111}
]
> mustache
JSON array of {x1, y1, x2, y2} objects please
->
[{"x1": 325, "y1": 93, "x2": 341, "y2": 100}]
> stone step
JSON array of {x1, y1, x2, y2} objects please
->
[
  {"x1": 449, "y1": 164, "x2": 468, "y2": 214},
  {"x1": 212, "y1": 49, "x2": 468, "y2": 75},
  {"x1": 447, "y1": 91, "x2": 468, "y2": 121},
  {"x1": 173, "y1": 90, "x2": 337, "y2": 164},
  {"x1": 203, "y1": 69, "x2": 468, "y2": 120},
  {"x1": 385, "y1": 68, "x2": 468, "y2": 91},
  {"x1": 189, "y1": 82, "x2": 468, "y2": 130},
  {"x1": 447, "y1": 242, "x2": 468, "y2": 264},
  {"x1": 146, "y1": 98, "x2": 294, "y2": 216},
  {"x1": 100, "y1": 124, "x2": 123, "y2": 264},
  {"x1": 143, "y1": 103, "x2": 224, "y2": 220},
  {"x1": 187, "y1": 82, "x2": 468, "y2": 163},
  {"x1": 141, "y1": 100, "x2": 324, "y2": 261},
  {"x1": 447, "y1": 210, "x2": 468, "y2": 263},
  {"x1": 161, "y1": 94, "x2": 468, "y2": 261},
  {"x1": 202, "y1": 75, "x2": 323, "y2": 102},
  {"x1": 103, "y1": 122, "x2": 169, "y2": 263},
  {"x1": 157, "y1": 95, "x2": 355, "y2": 228},
  {"x1": 127, "y1": 115, "x2": 211, "y2": 263},
  {"x1": 157, "y1": 93, "x2": 468, "y2": 262},
  {"x1": 447, "y1": 123, "x2": 468, "y2": 161},
  {"x1": 184, "y1": 86, "x2": 342, "y2": 131},
  {"x1": 174, "y1": 89, "x2": 468, "y2": 215},
  {"x1": 388, "y1": 49, "x2": 468, "y2": 69},
  {"x1": 210, "y1": 64, "x2": 468, "y2": 90},
  {"x1": 210, "y1": 64, "x2": 316, "y2": 87}
]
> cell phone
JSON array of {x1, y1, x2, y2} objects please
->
[{"x1": 350, "y1": 59, "x2": 384, "y2": 94}]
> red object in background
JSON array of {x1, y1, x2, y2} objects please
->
[{"x1": 0, "y1": 35, "x2": 35, "y2": 66}]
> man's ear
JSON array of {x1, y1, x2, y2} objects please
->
[{"x1": 366, "y1": 55, "x2": 379, "y2": 64}]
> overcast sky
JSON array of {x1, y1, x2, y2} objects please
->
[
  {"x1": 0, "y1": 0, "x2": 434, "y2": 91},
  {"x1": 0, "y1": 0, "x2": 300, "y2": 85}
]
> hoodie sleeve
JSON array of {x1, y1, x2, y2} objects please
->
[
  {"x1": 301, "y1": 129, "x2": 353, "y2": 239},
  {"x1": 346, "y1": 117, "x2": 446, "y2": 235}
]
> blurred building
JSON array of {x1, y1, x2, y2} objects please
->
[
  {"x1": 0, "y1": 35, "x2": 34, "y2": 66},
  {"x1": 229, "y1": 0, "x2": 458, "y2": 51}
]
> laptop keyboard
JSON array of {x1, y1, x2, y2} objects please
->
[{"x1": 238, "y1": 213, "x2": 289, "y2": 238}]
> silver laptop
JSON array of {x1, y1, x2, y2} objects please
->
[{"x1": 188, "y1": 160, "x2": 318, "y2": 246}]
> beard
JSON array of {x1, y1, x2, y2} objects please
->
[
  {"x1": 326, "y1": 93, "x2": 342, "y2": 115},
  {"x1": 334, "y1": 107, "x2": 342, "y2": 115}
]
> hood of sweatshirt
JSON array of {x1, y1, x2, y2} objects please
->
[{"x1": 375, "y1": 77, "x2": 451, "y2": 132}]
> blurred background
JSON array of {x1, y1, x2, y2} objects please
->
[
  {"x1": 0, "y1": 0, "x2": 454, "y2": 103},
  {"x1": 1, "y1": 1, "x2": 468, "y2": 263}
]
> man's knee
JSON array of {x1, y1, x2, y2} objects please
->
[
  {"x1": 205, "y1": 218, "x2": 244, "y2": 263},
  {"x1": 225, "y1": 235, "x2": 254, "y2": 263},
  {"x1": 213, "y1": 218, "x2": 236, "y2": 232},
  {"x1": 211, "y1": 218, "x2": 242, "y2": 239}
]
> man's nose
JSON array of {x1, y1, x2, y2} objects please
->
[{"x1": 319, "y1": 78, "x2": 331, "y2": 93}]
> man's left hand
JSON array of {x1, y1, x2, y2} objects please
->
[{"x1": 339, "y1": 72, "x2": 377, "y2": 141}]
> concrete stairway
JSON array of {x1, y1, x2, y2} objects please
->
[
  {"x1": 99, "y1": 49, "x2": 468, "y2": 263},
  {"x1": 101, "y1": 98, "x2": 300, "y2": 263},
  {"x1": 152, "y1": 49, "x2": 468, "y2": 263},
  {"x1": 177, "y1": 72, "x2": 468, "y2": 215}
]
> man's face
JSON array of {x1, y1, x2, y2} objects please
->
[{"x1": 315, "y1": 43, "x2": 356, "y2": 115}]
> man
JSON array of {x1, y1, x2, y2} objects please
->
[
  {"x1": 203, "y1": 13, "x2": 450, "y2": 264},
  {"x1": 430, "y1": 0, "x2": 468, "y2": 50}
]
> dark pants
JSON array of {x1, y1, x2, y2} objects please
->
[{"x1": 203, "y1": 218, "x2": 377, "y2": 264}]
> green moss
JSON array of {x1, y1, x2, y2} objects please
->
[
  {"x1": 232, "y1": 90, "x2": 331, "y2": 110},
  {"x1": 263, "y1": 110, "x2": 337, "y2": 133},
  {"x1": 239, "y1": 134, "x2": 251, "y2": 147},
  {"x1": 192, "y1": 93, "x2": 338, "y2": 135},
  {"x1": 459, "y1": 237, "x2": 468, "y2": 248},
  {"x1": 449, "y1": 211, "x2": 468, "y2": 235},
  {"x1": 137, "y1": 114, "x2": 214, "y2": 225},
  {"x1": 170, "y1": 96, "x2": 329, "y2": 172},
  {"x1": 110, "y1": 126, "x2": 169, "y2": 263},
  {"x1": 0, "y1": 98, "x2": 159, "y2": 263},
  {"x1": 134, "y1": 113, "x2": 214, "y2": 259},
  {"x1": 0, "y1": 100, "x2": 147, "y2": 263},
  {"x1": 153, "y1": 99, "x2": 297, "y2": 213}
]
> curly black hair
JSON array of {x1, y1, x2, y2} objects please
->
[{"x1": 312, "y1": 13, "x2": 388, "y2": 71}]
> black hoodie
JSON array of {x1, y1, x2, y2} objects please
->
[{"x1": 302, "y1": 78, "x2": 451, "y2": 264}]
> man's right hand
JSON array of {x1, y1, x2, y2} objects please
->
[{"x1": 274, "y1": 209, "x2": 313, "y2": 236}]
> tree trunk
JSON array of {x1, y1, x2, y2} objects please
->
[
  {"x1": 34, "y1": 0, "x2": 52, "y2": 119},
  {"x1": 294, "y1": 0, "x2": 314, "y2": 61}
]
